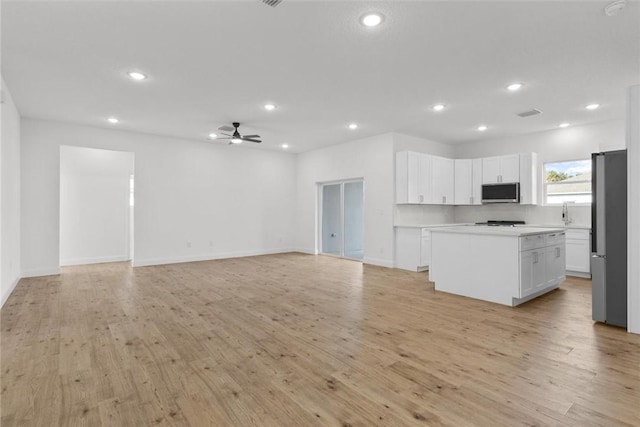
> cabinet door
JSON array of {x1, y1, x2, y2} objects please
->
[
  {"x1": 418, "y1": 153, "x2": 431, "y2": 204},
  {"x1": 482, "y1": 156, "x2": 501, "y2": 184},
  {"x1": 407, "y1": 151, "x2": 422, "y2": 203},
  {"x1": 420, "y1": 232, "x2": 431, "y2": 267},
  {"x1": 472, "y1": 158, "x2": 483, "y2": 205},
  {"x1": 454, "y1": 159, "x2": 472, "y2": 205},
  {"x1": 532, "y1": 250, "x2": 547, "y2": 291},
  {"x1": 430, "y1": 156, "x2": 454, "y2": 205},
  {"x1": 440, "y1": 157, "x2": 454, "y2": 205},
  {"x1": 395, "y1": 228, "x2": 422, "y2": 271},
  {"x1": 520, "y1": 250, "x2": 535, "y2": 298},
  {"x1": 566, "y1": 239, "x2": 590, "y2": 273},
  {"x1": 546, "y1": 245, "x2": 566, "y2": 285},
  {"x1": 500, "y1": 154, "x2": 520, "y2": 183}
]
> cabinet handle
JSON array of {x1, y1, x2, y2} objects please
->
[
  {"x1": 442, "y1": 196, "x2": 446, "y2": 204},
  {"x1": 556, "y1": 247, "x2": 561, "y2": 257},
  {"x1": 533, "y1": 252, "x2": 538, "y2": 263},
  {"x1": 419, "y1": 195, "x2": 424, "y2": 203},
  {"x1": 470, "y1": 196, "x2": 473, "y2": 204}
]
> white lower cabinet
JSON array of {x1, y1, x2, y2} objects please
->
[
  {"x1": 545, "y1": 244, "x2": 566, "y2": 287},
  {"x1": 520, "y1": 249, "x2": 546, "y2": 298},
  {"x1": 395, "y1": 227, "x2": 431, "y2": 271},
  {"x1": 420, "y1": 231, "x2": 431, "y2": 267},
  {"x1": 565, "y1": 229, "x2": 590, "y2": 276},
  {"x1": 519, "y1": 232, "x2": 566, "y2": 299}
]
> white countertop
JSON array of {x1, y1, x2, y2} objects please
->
[
  {"x1": 517, "y1": 223, "x2": 591, "y2": 230},
  {"x1": 394, "y1": 223, "x2": 472, "y2": 228},
  {"x1": 395, "y1": 223, "x2": 590, "y2": 230},
  {"x1": 430, "y1": 225, "x2": 565, "y2": 237}
]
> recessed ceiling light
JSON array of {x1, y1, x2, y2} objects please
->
[
  {"x1": 281, "y1": 144, "x2": 289, "y2": 149},
  {"x1": 585, "y1": 103, "x2": 600, "y2": 110},
  {"x1": 361, "y1": 13, "x2": 383, "y2": 27},
  {"x1": 208, "y1": 133, "x2": 217, "y2": 139},
  {"x1": 477, "y1": 125, "x2": 488, "y2": 131},
  {"x1": 348, "y1": 123, "x2": 358, "y2": 130},
  {"x1": 264, "y1": 103, "x2": 276, "y2": 111},
  {"x1": 432, "y1": 104, "x2": 446, "y2": 112},
  {"x1": 507, "y1": 82, "x2": 524, "y2": 91},
  {"x1": 107, "y1": 117, "x2": 119, "y2": 124},
  {"x1": 127, "y1": 71, "x2": 147, "y2": 81},
  {"x1": 559, "y1": 123, "x2": 570, "y2": 128}
]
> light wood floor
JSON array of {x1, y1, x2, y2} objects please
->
[{"x1": 1, "y1": 253, "x2": 639, "y2": 426}]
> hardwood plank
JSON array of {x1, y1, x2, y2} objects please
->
[{"x1": 2, "y1": 253, "x2": 639, "y2": 426}]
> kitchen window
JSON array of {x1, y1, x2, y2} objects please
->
[{"x1": 544, "y1": 159, "x2": 592, "y2": 205}]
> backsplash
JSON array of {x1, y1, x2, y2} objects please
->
[
  {"x1": 394, "y1": 205, "x2": 456, "y2": 225},
  {"x1": 455, "y1": 204, "x2": 591, "y2": 227},
  {"x1": 395, "y1": 204, "x2": 591, "y2": 228}
]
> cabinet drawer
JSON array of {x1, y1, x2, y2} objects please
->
[
  {"x1": 520, "y1": 234, "x2": 546, "y2": 251},
  {"x1": 546, "y1": 232, "x2": 565, "y2": 246},
  {"x1": 566, "y1": 229, "x2": 589, "y2": 240}
]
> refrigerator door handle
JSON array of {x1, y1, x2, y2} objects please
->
[{"x1": 591, "y1": 254, "x2": 606, "y2": 322}]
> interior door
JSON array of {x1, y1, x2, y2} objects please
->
[
  {"x1": 320, "y1": 180, "x2": 364, "y2": 260},
  {"x1": 343, "y1": 181, "x2": 364, "y2": 260},
  {"x1": 321, "y1": 184, "x2": 341, "y2": 256}
]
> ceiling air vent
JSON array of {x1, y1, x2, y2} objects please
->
[
  {"x1": 517, "y1": 109, "x2": 542, "y2": 118},
  {"x1": 260, "y1": 0, "x2": 283, "y2": 7}
]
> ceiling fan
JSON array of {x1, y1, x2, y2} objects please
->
[{"x1": 217, "y1": 122, "x2": 262, "y2": 144}]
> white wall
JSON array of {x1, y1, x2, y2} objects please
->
[
  {"x1": 21, "y1": 119, "x2": 297, "y2": 275},
  {"x1": 627, "y1": 85, "x2": 640, "y2": 334},
  {"x1": 453, "y1": 120, "x2": 625, "y2": 227},
  {"x1": 60, "y1": 146, "x2": 134, "y2": 266},
  {"x1": 1, "y1": 79, "x2": 22, "y2": 307},
  {"x1": 295, "y1": 133, "x2": 395, "y2": 267}
]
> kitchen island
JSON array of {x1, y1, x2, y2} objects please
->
[{"x1": 430, "y1": 226, "x2": 566, "y2": 306}]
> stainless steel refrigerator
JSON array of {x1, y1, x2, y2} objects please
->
[{"x1": 591, "y1": 150, "x2": 627, "y2": 328}]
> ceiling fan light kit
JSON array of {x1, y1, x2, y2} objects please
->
[{"x1": 215, "y1": 122, "x2": 262, "y2": 144}]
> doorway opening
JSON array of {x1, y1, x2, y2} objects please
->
[
  {"x1": 59, "y1": 146, "x2": 135, "y2": 266},
  {"x1": 319, "y1": 179, "x2": 364, "y2": 260}
]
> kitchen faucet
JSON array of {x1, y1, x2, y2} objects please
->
[{"x1": 562, "y1": 202, "x2": 572, "y2": 226}]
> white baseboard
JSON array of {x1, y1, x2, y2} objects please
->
[
  {"x1": 1, "y1": 276, "x2": 21, "y2": 309},
  {"x1": 132, "y1": 247, "x2": 295, "y2": 268},
  {"x1": 21, "y1": 267, "x2": 60, "y2": 278},
  {"x1": 60, "y1": 255, "x2": 130, "y2": 267},
  {"x1": 362, "y1": 257, "x2": 394, "y2": 268},
  {"x1": 291, "y1": 248, "x2": 317, "y2": 255}
]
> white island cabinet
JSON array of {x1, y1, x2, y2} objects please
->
[{"x1": 430, "y1": 226, "x2": 565, "y2": 306}]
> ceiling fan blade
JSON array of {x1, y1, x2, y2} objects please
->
[
  {"x1": 216, "y1": 136, "x2": 231, "y2": 139},
  {"x1": 220, "y1": 132, "x2": 232, "y2": 137},
  {"x1": 242, "y1": 138, "x2": 262, "y2": 143},
  {"x1": 242, "y1": 134, "x2": 260, "y2": 139},
  {"x1": 218, "y1": 125, "x2": 234, "y2": 132}
]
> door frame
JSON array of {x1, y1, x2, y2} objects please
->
[{"x1": 317, "y1": 178, "x2": 364, "y2": 261}]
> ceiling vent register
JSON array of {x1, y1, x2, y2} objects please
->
[
  {"x1": 517, "y1": 109, "x2": 542, "y2": 118},
  {"x1": 260, "y1": 0, "x2": 283, "y2": 7}
]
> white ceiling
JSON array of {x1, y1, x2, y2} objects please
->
[{"x1": 2, "y1": 1, "x2": 639, "y2": 153}]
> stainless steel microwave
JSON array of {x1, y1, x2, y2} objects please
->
[{"x1": 481, "y1": 183, "x2": 520, "y2": 203}]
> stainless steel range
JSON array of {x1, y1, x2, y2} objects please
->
[{"x1": 474, "y1": 220, "x2": 526, "y2": 227}]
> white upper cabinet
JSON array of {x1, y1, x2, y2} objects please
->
[
  {"x1": 430, "y1": 156, "x2": 454, "y2": 205},
  {"x1": 397, "y1": 151, "x2": 537, "y2": 205},
  {"x1": 482, "y1": 154, "x2": 520, "y2": 184},
  {"x1": 454, "y1": 158, "x2": 482, "y2": 205},
  {"x1": 396, "y1": 151, "x2": 431, "y2": 204}
]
